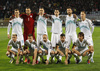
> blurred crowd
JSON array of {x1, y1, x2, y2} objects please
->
[{"x1": 0, "y1": 0, "x2": 100, "y2": 19}]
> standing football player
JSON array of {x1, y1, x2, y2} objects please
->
[
  {"x1": 7, "y1": 9, "x2": 24, "y2": 47},
  {"x1": 20, "y1": 7, "x2": 38, "y2": 42},
  {"x1": 36, "y1": 7, "x2": 49, "y2": 62},
  {"x1": 78, "y1": 11, "x2": 94, "y2": 63},
  {"x1": 47, "y1": 9, "x2": 62, "y2": 49}
]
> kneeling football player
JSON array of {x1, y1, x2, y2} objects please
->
[
  {"x1": 55, "y1": 33, "x2": 72, "y2": 65},
  {"x1": 23, "y1": 34, "x2": 37, "y2": 65},
  {"x1": 6, "y1": 34, "x2": 23, "y2": 64},
  {"x1": 72, "y1": 32, "x2": 94, "y2": 64},
  {"x1": 38, "y1": 34, "x2": 56, "y2": 65}
]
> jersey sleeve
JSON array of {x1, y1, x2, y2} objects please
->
[
  {"x1": 24, "y1": 41, "x2": 29, "y2": 47},
  {"x1": 18, "y1": 41, "x2": 21, "y2": 49},
  {"x1": 31, "y1": 41, "x2": 37, "y2": 49},
  {"x1": 8, "y1": 40, "x2": 12, "y2": 46},
  {"x1": 38, "y1": 41, "x2": 45, "y2": 51},
  {"x1": 56, "y1": 40, "x2": 60, "y2": 46},
  {"x1": 7, "y1": 20, "x2": 12, "y2": 34},
  {"x1": 73, "y1": 40, "x2": 78, "y2": 46},
  {"x1": 39, "y1": 41, "x2": 43, "y2": 47},
  {"x1": 88, "y1": 19, "x2": 94, "y2": 33},
  {"x1": 85, "y1": 40, "x2": 92, "y2": 46},
  {"x1": 31, "y1": 44, "x2": 36, "y2": 49},
  {"x1": 64, "y1": 41, "x2": 69, "y2": 48},
  {"x1": 33, "y1": 13, "x2": 38, "y2": 20},
  {"x1": 20, "y1": 14, "x2": 25, "y2": 19}
]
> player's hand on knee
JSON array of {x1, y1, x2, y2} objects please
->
[
  {"x1": 6, "y1": 51, "x2": 10, "y2": 55},
  {"x1": 45, "y1": 50, "x2": 48, "y2": 54},
  {"x1": 39, "y1": 50, "x2": 42, "y2": 53},
  {"x1": 51, "y1": 51, "x2": 54, "y2": 54},
  {"x1": 55, "y1": 51, "x2": 57, "y2": 54},
  {"x1": 20, "y1": 51, "x2": 23, "y2": 55},
  {"x1": 13, "y1": 52, "x2": 16, "y2": 56},
  {"x1": 68, "y1": 50, "x2": 71, "y2": 54},
  {"x1": 23, "y1": 51, "x2": 26, "y2": 55},
  {"x1": 72, "y1": 48, "x2": 75, "y2": 52},
  {"x1": 61, "y1": 52, "x2": 64, "y2": 57}
]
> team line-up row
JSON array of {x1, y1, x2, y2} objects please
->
[{"x1": 6, "y1": 7, "x2": 94, "y2": 65}]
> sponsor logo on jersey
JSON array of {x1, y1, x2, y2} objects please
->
[{"x1": 30, "y1": 15, "x2": 32, "y2": 18}]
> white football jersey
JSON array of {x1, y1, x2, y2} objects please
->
[
  {"x1": 51, "y1": 15, "x2": 62, "y2": 34},
  {"x1": 79, "y1": 18, "x2": 94, "y2": 37},
  {"x1": 65, "y1": 14, "x2": 76, "y2": 34},
  {"x1": 8, "y1": 17, "x2": 23, "y2": 36},
  {"x1": 37, "y1": 15, "x2": 47, "y2": 34},
  {"x1": 74, "y1": 39, "x2": 91, "y2": 48}
]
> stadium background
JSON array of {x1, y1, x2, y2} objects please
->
[{"x1": 0, "y1": 0, "x2": 100, "y2": 71}]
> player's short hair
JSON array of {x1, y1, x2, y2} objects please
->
[
  {"x1": 43, "y1": 34, "x2": 47, "y2": 36},
  {"x1": 67, "y1": 6, "x2": 72, "y2": 9},
  {"x1": 60, "y1": 33, "x2": 65, "y2": 37},
  {"x1": 39, "y1": 7, "x2": 44, "y2": 9},
  {"x1": 81, "y1": 11, "x2": 86, "y2": 14},
  {"x1": 55, "y1": 8, "x2": 59, "y2": 11},
  {"x1": 78, "y1": 32, "x2": 84, "y2": 39},
  {"x1": 26, "y1": 7, "x2": 31, "y2": 10},
  {"x1": 12, "y1": 33, "x2": 17, "y2": 37},
  {"x1": 14, "y1": 9, "x2": 19, "y2": 12},
  {"x1": 28, "y1": 34, "x2": 33, "y2": 37}
]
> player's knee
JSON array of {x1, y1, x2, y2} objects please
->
[
  {"x1": 20, "y1": 52, "x2": 23, "y2": 55},
  {"x1": 6, "y1": 51, "x2": 10, "y2": 56},
  {"x1": 38, "y1": 50, "x2": 42, "y2": 53},
  {"x1": 23, "y1": 51, "x2": 27, "y2": 55},
  {"x1": 72, "y1": 49, "x2": 75, "y2": 53},
  {"x1": 51, "y1": 51, "x2": 54, "y2": 54},
  {"x1": 55, "y1": 51, "x2": 58, "y2": 54}
]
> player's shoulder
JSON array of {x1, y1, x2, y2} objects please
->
[
  {"x1": 20, "y1": 13, "x2": 26, "y2": 16},
  {"x1": 32, "y1": 40, "x2": 36, "y2": 43},
  {"x1": 47, "y1": 39, "x2": 51, "y2": 43},
  {"x1": 18, "y1": 17, "x2": 23, "y2": 20},
  {"x1": 8, "y1": 39, "x2": 13, "y2": 43},
  {"x1": 76, "y1": 38, "x2": 80, "y2": 42},
  {"x1": 83, "y1": 39, "x2": 88, "y2": 43},
  {"x1": 51, "y1": 15, "x2": 55, "y2": 17},
  {"x1": 20, "y1": 14, "x2": 27, "y2": 18},
  {"x1": 86, "y1": 18, "x2": 92, "y2": 22},
  {"x1": 25, "y1": 40, "x2": 29, "y2": 43},
  {"x1": 58, "y1": 40, "x2": 61, "y2": 43},
  {"x1": 65, "y1": 40, "x2": 68, "y2": 43},
  {"x1": 16, "y1": 40, "x2": 21, "y2": 43},
  {"x1": 40, "y1": 39, "x2": 43, "y2": 42}
]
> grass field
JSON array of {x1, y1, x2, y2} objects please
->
[{"x1": 0, "y1": 27, "x2": 100, "y2": 71}]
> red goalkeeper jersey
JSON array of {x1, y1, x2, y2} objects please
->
[{"x1": 20, "y1": 13, "x2": 37, "y2": 34}]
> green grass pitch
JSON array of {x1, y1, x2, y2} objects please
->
[{"x1": 0, "y1": 27, "x2": 100, "y2": 71}]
